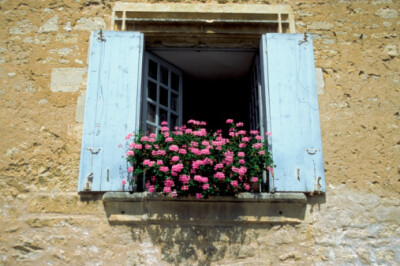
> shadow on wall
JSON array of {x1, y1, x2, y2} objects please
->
[
  {"x1": 95, "y1": 192, "x2": 326, "y2": 264},
  {"x1": 144, "y1": 223, "x2": 282, "y2": 264}
]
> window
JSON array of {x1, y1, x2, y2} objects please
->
[
  {"x1": 78, "y1": 4, "x2": 325, "y2": 194},
  {"x1": 142, "y1": 53, "x2": 183, "y2": 134}
]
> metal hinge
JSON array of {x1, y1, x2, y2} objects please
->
[
  {"x1": 298, "y1": 32, "x2": 309, "y2": 45},
  {"x1": 97, "y1": 29, "x2": 106, "y2": 42},
  {"x1": 84, "y1": 172, "x2": 93, "y2": 191},
  {"x1": 305, "y1": 148, "x2": 319, "y2": 155},
  {"x1": 87, "y1": 147, "x2": 101, "y2": 154}
]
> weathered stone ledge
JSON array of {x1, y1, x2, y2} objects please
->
[
  {"x1": 103, "y1": 192, "x2": 307, "y2": 225},
  {"x1": 103, "y1": 192, "x2": 307, "y2": 203}
]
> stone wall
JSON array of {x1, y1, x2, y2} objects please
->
[{"x1": 0, "y1": 0, "x2": 399, "y2": 264}]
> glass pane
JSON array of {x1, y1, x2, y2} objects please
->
[
  {"x1": 160, "y1": 86, "x2": 168, "y2": 107},
  {"x1": 147, "y1": 103, "x2": 156, "y2": 123},
  {"x1": 171, "y1": 93, "x2": 179, "y2": 112},
  {"x1": 149, "y1": 60, "x2": 157, "y2": 80},
  {"x1": 171, "y1": 72, "x2": 179, "y2": 92},
  {"x1": 160, "y1": 65, "x2": 169, "y2": 86},
  {"x1": 159, "y1": 108, "x2": 168, "y2": 126},
  {"x1": 147, "y1": 124, "x2": 156, "y2": 134},
  {"x1": 148, "y1": 81, "x2": 157, "y2": 101},
  {"x1": 170, "y1": 114, "x2": 178, "y2": 131}
]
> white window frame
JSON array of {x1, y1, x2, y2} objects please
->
[{"x1": 142, "y1": 52, "x2": 183, "y2": 134}]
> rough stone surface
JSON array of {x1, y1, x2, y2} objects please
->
[
  {"x1": 74, "y1": 17, "x2": 106, "y2": 31},
  {"x1": 75, "y1": 92, "x2": 86, "y2": 123},
  {"x1": 0, "y1": 0, "x2": 399, "y2": 265},
  {"x1": 50, "y1": 68, "x2": 86, "y2": 92},
  {"x1": 315, "y1": 67, "x2": 324, "y2": 94},
  {"x1": 307, "y1": 21, "x2": 334, "y2": 30},
  {"x1": 38, "y1": 15, "x2": 59, "y2": 33},
  {"x1": 375, "y1": 8, "x2": 398, "y2": 19}
]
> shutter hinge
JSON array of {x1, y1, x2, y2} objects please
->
[
  {"x1": 87, "y1": 147, "x2": 101, "y2": 154},
  {"x1": 298, "y1": 32, "x2": 308, "y2": 45},
  {"x1": 305, "y1": 148, "x2": 319, "y2": 155},
  {"x1": 97, "y1": 29, "x2": 106, "y2": 42},
  {"x1": 315, "y1": 176, "x2": 322, "y2": 194},
  {"x1": 84, "y1": 172, "x2": 93, "y2": 191}
]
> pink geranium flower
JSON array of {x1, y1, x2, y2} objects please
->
[
  {"x1": 202, "y1": 183, "x2": 209, "y2": 190},
  {"x1": 239, "y1": 143, "x2": 246, "y2": 148},
  {"x1": 169, "y1": 145, "x2": 179, "y2": 152},
  {"x1": 226, "y1": 119, "x2": 234, "y2": 124},
  {"x1": 125, "y1": 132, "x2": 133, "y2": 140},
  {"x1": 251, "y1": 177, "x2": 259, "y2": 182},
  {"x1": 171, "y1": 156, "x2": 180, "y2": 162},
  {"x1": 159, "y1": 166, "x2": 169, "y2": 172}
]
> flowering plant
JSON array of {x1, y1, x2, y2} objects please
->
[{"x1": 124, "y1": 119, "x2": 274, "y2": 199}]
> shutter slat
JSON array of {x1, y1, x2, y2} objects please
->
[
  {"x1": 260, "y1": 33, "x2": 325, "y2": 193},
  {"x1": 78, "y1": 31, "x2": 144, "y2": 192}
]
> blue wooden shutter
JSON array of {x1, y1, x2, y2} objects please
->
[
  {"x1": 78, "y1": 31, "x2": 144, "y2": 192},
  {"x1": 260, "y1": 33, "x2": 325, "y2": 193}
]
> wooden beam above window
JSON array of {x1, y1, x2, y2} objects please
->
[{"x1": 111, "y1": 2, "x2": 295, "y2": 48}]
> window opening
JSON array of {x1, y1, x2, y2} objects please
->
[{"x1": 148, "y1": 48, "x2": 258, "y2": 133}]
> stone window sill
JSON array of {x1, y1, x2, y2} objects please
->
[{"x1": 103, "y1": 192, "x2": 307, "y2": 225}]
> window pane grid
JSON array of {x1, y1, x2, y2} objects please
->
[{"x1": 143, "y1": 53, "x2": 183, "y2": 135}]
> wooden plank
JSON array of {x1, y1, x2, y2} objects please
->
[
  {"x1": 78, "y1": 31, "x2": 144, "y2": 192},
  {"x1": 260, "y1": 33, "x2": 325, "y2": 193}
]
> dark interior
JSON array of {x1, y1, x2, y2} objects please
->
[
  {"x1": 152, "y1": 49, "x2": 256, "y2": 132},
  {"x1": 183, "y1": 77, "x2": 251, "y2": 133}
]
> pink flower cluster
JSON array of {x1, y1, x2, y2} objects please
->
[{"x1": 124, "y1": 119, "x2": 274, "y2": 198}]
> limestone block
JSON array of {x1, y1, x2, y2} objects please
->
[
  {"x1": 316, "y1": 68, "x2": 324, "y2": 95},
  {"x1": 9, "y1": 19, "x2": 36, "y2": 35},
  {"x1": 383, "y1": 44, "x2": 398, "y2": 58},
  {"x1": 56, "y1": 33, "x2": 78, "y2": 44},
  {"x1": 63, "y1": 22, "x2": 72, "y2": 32},
  {"x1": 74, "y1": 18, "x2": 106, "y2": 31},
  {"x1": 49, "y1": 48, "x2": 73, "y2": 56},
  {"x1": 38, "y1": 15, "x2": 59, "y2": 33},
  {"x1": 308, "y1": 22, "x2": 334, "y2": 30},
  {"x1": 75, "y1": 92, "x2": 86, "y2": 123},
  {"x1": 27, "y1": 194, "x2": 102, "y2": 214},
  {"x1": 50, "y1": 68, "x2": 86, "y2": 92},
  {"x1": 375, "y1": 8, "x2": 398, "y2": 19}
]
